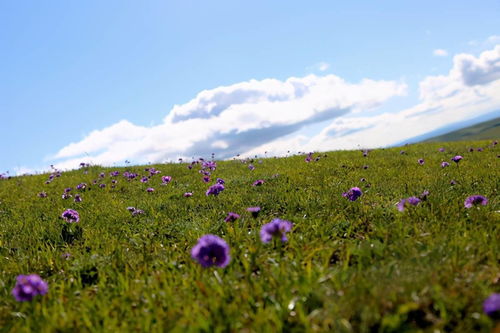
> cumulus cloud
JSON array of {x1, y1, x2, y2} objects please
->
[
  {"x1": 239, "y1": 45, "x2": 500, "y2": 157},
  {"x1": 50, "y1": 74, "x2": 406, "y2": 169},
  {"x1": 433, "y1": 49, "x2": 448, "y2": 57},
  {"x1": 50, "y1": 45, "x2": 500, "y2": 170}
]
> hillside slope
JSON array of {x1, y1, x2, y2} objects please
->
[
  {"x1": 424, "y1": 117, "x2": 500, "y2": 142},
  {"x1": 0, "y1": 140, "x2": 498, "y2": 331}
]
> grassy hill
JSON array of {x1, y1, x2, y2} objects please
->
[
  {"x1": 424, "y1": 117, "x2": 500, "y2": 142},
  {"x1": 0, "y1": 140, "x2": 499, "y2": 332}
]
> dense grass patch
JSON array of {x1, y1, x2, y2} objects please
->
[{"x1": 0, "y1": 141, "x2": 498, "y2": 332}]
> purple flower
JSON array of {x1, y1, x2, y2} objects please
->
[
  {"x1": 216, "y1": 178, "x2": 225, "y2": 185},
  {"x1": 206, "y1": 183, "x2": 225, "y2": 196},
  {"x1": 483, "y1": 293, "x2": 500, "y2": 319},
  {"x1": 183, "y1": 192, "x2": 193, "y2": 197},
  {"x1": 451, "y1": 155, "x2": 463, "y2": 163},
  {"x1": 464, "y1": 195, "x2": 488, "y2": 208},
  {"x1": 397, "y1": 197, "x2": 421, "y2": 212},
  {"x1": 202, "y1": 176, "x2": 210, "y2": 183},
  {"x1": 252, "y1": 179, "x2": 265, "y2": 186},
  {"x1": 61, "y1": 209, "x2": 80, "y2": 223},
  {"x1": 342, "y1": 187, "x2": 363, "y2": 201},
  {"x1": 99, "y1": 172, "x2": 105, "y2": 178},
  {"x1": 38, "y1": 192, "x2": 47, "y2": 198},
  {"x1": 450, "y1": 179, "x2": 457, "y2": 186},
  {"x1": 224, "y1": 212, "x2": 240, "y2": 223},
  {"x1": 438, "y1": 148, "x2": 445, "y2": 152},
  {"x1": 61, "y1": 193, "x2": 72, "y2": 200},
  {"x1": 441, "y1": 162, "x2": 450, "y2": 168},
  {"x1": 161, "y1": 176, "x2": 172, "y2": 184},
  {"x1": 140, "y1": 176, "x2": 149, "y2": 183},
  {"x1": 76, "y1": 183, "x2": 87, "y2": 190},
  {"x1": 110, "y1": 171, "x2": 120, "y2": 177},
  {"x1": 477, "y1": 147, "x2": 483, "y2": 152},
  {"x1": 64, "y1": 187, "x2": 72, "y2": 193},
  {"x1": 420, "y1": 190, "x2": 430, "y2": 201},
  {"x1": 127, "y1": 207, "x2": 144, "y2": 216},
  {"x1": 11, "y1": 274, "x2": 48, "y2": 302},
  {"x1": 418, "y1": 159, "x2": 425, "y2": 165},
  {"x1": 99, "y1": 183, "x2": 106, "y2": 188},
  {"x1": 400, "y1": 150, "x2": 406, "y2": 155},
  {"x1": 260, "y1": 219, "x2": 293, "y2": 243},
  {"x1": 74, "y1": 194, "x2": 82, "y2": 203},
  {"x1": 202, "y1": 161, "x2": 217, "y2": 171},
  {"x1": 191, "y1": 234, "x2": 230, "y2": 268},
  {"x1": 248, "y1": 164, "x2": 255, "y2": 171},
  {"x1": 146, "y1": 187, "x2": 155, "y2": 192},
  {"x1": 247, "y1": 206, "x2": 261, "y2": 218},
  {"x1": 468, "y1": 147, "x2": 474, "y2": 152}
]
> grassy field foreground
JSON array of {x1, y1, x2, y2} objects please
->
[{"x1": 0, "y1": 141, "x2": 498, "y2": 332}]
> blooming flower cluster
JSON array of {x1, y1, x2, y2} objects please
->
[
  {"x1": 61, "y1": 209, "x2": 80, "y2": 223},
  {"x1": 12, "y1": 274, "x2": 48, "y2": 301},
  {"x1": 342, "y1": 187, "x2": 363, "y2": 201}
]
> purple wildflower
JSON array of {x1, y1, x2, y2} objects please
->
[
  {"x1": 246, "y1": 206, "x2": 261, "y2": 218},
  {"x1": 191, "y1": 234, "x2": 230, "y2": 268},
  {"x1": 216, "y1": 178, "x2": 225, "y2": 185},
  {"x1": 110, "y1": 171, "x2": 120, "y2": 177},
  {"x1": 140, "y1": 176, "x2": 149, "y2": 183},
  {"x1": 74, "y1": 194, "x2": 82, "y2": 202},
  {"x1": 61, "y1": 209, "x2": 80, "y2": 223},
  {"x1": 400, "y1": 150, "x2": 406, "y2": 155},
  {"x1": 206, "y1": 183, "x2": 225, "y2": 196},
  {"x1": 438, "y1": 148, "x2": 445, "y2": 152},
  {"x1": 38, "y1": 192, "x2": 47, "y2": 198},
  {"x1": 397, "y1": 197, "x2": 421, "y2": 212},
  {"x1": 99, "y1": 183, "x2": 106, "y2": 188},
  {"x1": 61, "y1": 193, "x2": 72, "y2": 200},
  {"x1": 450, "y1": 179, "x2": 457, "y2": 186},
  {"x1": 418, "y1": 158, "x2": 425, "y2": 165},
  {"x1": 468, "y1": 148, "x2": 474, "y2": 152},
  {"x1": 202, "y1": 176, "x2": 210, "y2": 183},
  {"x1": 420, "y1": 190, "x2": 430, "y2": 201},
  {"x1": 248, "y1": 164, "x2": 255, "y2": 171},
  {"x1": 342, "y1": 187, "x2": 363, "y2": 201},
  {"x1": 183, "y1": 192, "x2": 193, "y2": 197},
  {"x1": 451, "y1": 155, "x2": 463, "y2": 163},
  {"x1": 11, "y1": 274, "x2": 48, "y2": 302},
  {"x1": 464, "y1": 195, "x2": 488, "y2": 208},
  {"x1": 111, "y1": 179, "x2": 117, "y2": 184},
  {"x1": 252, "y1": 179, "x2": 265, "y2": 186},
  {"x1": 477, "y1": 147, "x2": 483, "y2": 152},
  {"x1": 99, "y1": 172, "x2": 105, "y2": 178},
  {"x1": 260, "y1": 219, "x2": 293, "y2": 243},
  {"x1": 64, "y1": 187, "x2": 72, "y2": 193},
  {"x1": 146, "y1": 187, "x2": 155, "y2": 193},
  {"x1": 161, "y1": 176, "x2": 172, "y2": 184},
  {"x1": 224, "y1": 212, "x2": 240, "y2": 223},
  {"x1": 76, "y1": 183, "x2": 87, "y2": 190},
  {"x1": 127, "y1": 206, "x2": 136, "y2": 212},
  {"x1": 441, "y1": 162, "x2": 450, "y2": 168},
  {"x1": 483, "y1": 293, "x2": 500, "y2": 319}
]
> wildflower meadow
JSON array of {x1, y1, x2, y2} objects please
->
[{"x1": 0, "y1": 140, "x2": 498, "y2": 332}]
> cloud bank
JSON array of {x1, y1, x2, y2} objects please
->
[{"x1": 51, "y1": 45, "x2": 500, "y2": 170}]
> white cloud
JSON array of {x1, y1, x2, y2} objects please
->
[
  {"x1": 433, "y1": 49, "x2": 448, "y2": 57},
  {"x1": 318, "y1": 62, "x2": 330, "y2": 71},
  {"x1": 50, "y1": 45, "x2": 500, "y2": 170},
  {"x1": 50, "y1": 74, "x2": 406, "y2": 169}
]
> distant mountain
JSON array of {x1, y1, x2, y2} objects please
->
[{"x1": 424, "y1": 116, "x2": 500, "y2": 142}]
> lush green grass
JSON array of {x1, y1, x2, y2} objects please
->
[
  {"x1": 425, "y1": 117, "x2": 500, "y2": 142},
  {"x1": 0, "y1": 140, "x2": 498, "y2": 332}
]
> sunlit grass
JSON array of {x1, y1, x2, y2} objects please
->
[{"x1": 0, "y1": 140, "x2": 498, "y2": 332}]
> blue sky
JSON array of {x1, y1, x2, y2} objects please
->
[{"x1": 1, "y1": 1, "x2": 499, "y2": 174}]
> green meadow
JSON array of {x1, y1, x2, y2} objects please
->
[{"x1": 0, "y1": 140, "x2": 498, "y2": 332}]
